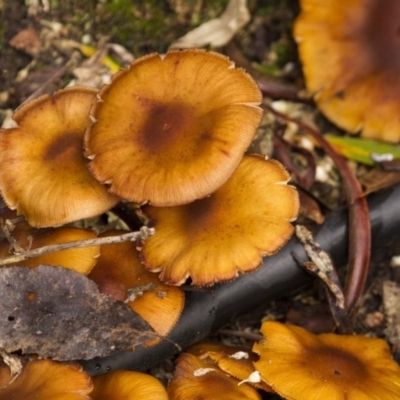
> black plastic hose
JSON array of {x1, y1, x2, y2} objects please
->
[{"x1": 81, "y1": 183, "x2": 400, "y2": 374}]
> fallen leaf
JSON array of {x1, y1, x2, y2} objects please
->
[
  {"x1": 9, "y1": 28, "x2": 41, "y2": 56},
  {"x1": 326, "y1": 135, "x2": 400, "y2": 166},
  {"x1": 0, "y1": 265, "x2": 156, "y2": 361},
  {"x1": 298, "y1": 187, "x2": 325, "y2": 224},
  {"x1": 170, "y1": 0, "x2": 250, "y2": 48},
  {"x1": 360, "y1": 165, "x2": 400, "y2": 195},
  {"x1": 79, "y1": 44, "x2": 121, "y2": 73}
]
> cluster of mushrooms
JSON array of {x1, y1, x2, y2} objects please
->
[
  {"x1": 0, "y1": 48, "x2": 300, "y2": 398},
  {"x1": 1, "y1": 320, "x2": 400, "y2": 399},
  {"x1": 1, "y1": 0, "x2": 400, "y2": 395},
  {"x1": 0, "y1": 49, "x2": 299, "y2": 288}
]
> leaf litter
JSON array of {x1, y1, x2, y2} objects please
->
[{"x1": 0, "y1": 265, "x2": 156, "y2": 361}]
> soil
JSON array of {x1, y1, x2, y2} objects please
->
[{"x1": 0, "y1": 0, "x2": 300, "y2": 111}]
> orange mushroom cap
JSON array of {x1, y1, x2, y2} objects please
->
[
  {"x1": 85, "y1": 49, "x2": 263, "y2": 206},
  {"x1": 294, "y1": 0, "x2": 400, "y2": 142},
  {"x1": 0, "y1": 86, "x2": 119, "y2": 228},
  {"x1": 141, "y1": 154, "x2": 299, "y2": 286},
  {"x1": 0, "y1": 225, "x2": 100, "y2": 275},
  {"x1": 0, "y1": 359, "x2": 92, "y2": 400},
  {"x1": 88, "y1": 230, "x2": 184, "y2": 345},
  {"x1": 188, "y1": 342, "x2": 273, "y2": 392},
  {"x1": 253, "y1": 321, "x2": 400, "y2": 399},
  {"x1": 91, "y1": 370, "x2": 168, "y2": 400},
  {"x1": 168, "y1": 353, "x2": 261, "y2": 400},
  {"x1": 0, "y1": 360, "x2": 12, "y2": 387}
]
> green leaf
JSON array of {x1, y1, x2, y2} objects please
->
[{"x1": 326, "y1": 135, "x2": 400, "y2": 166}]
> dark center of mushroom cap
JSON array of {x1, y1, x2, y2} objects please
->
[
  {"x1": 44, "y1": 132, "x2": 82, "y2": 160},
  {"x1": 43, "y1": 132, "x2": 86, "y2": 170},
  {"x1": 179, "y1": 192, "x2": 238, "y2": 240},
  {"x1": 185, "y1": 196, "x2": 217, "y2": 229},
  {"x1": 137, "y1": 98, "x2": 196, "y2": 153},
  {"x1": 363, "y1": 0, "x2": 400, "y2": 69},
  {"x1": 307, "y1": 344, "x2": 368, "y2": 384}
]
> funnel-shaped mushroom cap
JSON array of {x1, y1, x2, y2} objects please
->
[
  {"x1": 85, "y1": 49, "x2": 263, "y2": 206},
  {"x1": 91, "y1": 370, "x2": 168, "y2": 400},
  {"x1": 141, "y1": 154, "x2": 299, "y2": 286},
  {"x1": 0, "y1": 86, "x2": 119, "y2": 228},
  {"x1": 253, "y1": 321, "x2": 400, "y2": 399},
  {"x1": 88, "y1": 231, "x2": 184, "y2": 344},
  {"x1": 168, "y1": 353, "x2": 261, "y2": 400},
  {"x1": 294, "y1": 0, "x2": 400, "y2": 142},
  {"x1": 0, "y1": 359, "x2": 92, "y2": 399}
]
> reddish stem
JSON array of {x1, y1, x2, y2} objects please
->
[
  {"x1": 263, "y1": 103, "x2": 371, "y2": 315},
  {"x1": 224, "y1": 41, "x2": 311, "y2": 103}
]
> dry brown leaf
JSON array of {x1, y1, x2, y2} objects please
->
[
  {"x1": 0, "y1": 265, "x2": 155, "y2": 360},
  {"x1": 170, "y1": 0, "x2": 250, "y2": 48},
  {"x1": 360, "y1": 167, "x2": 400, "y2": 195}
]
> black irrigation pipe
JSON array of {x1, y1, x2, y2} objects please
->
[{"x1": 81, "y1": 183, "x2": 400, "y2": 375}]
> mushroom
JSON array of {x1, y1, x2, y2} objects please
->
[
  {"x1": 168, "y1": 353, "x2": 261, "y2": 400},
  {"x1": 253, "y1": 321, "x2": 400, "y2": 399},
  {"x1": 0, "y1": 86, "x2": 119, "y2": 228},
  {"x1": 88, "y1": 230, "x2": 184, "y2": 345},
  {"x1": 140, "y1": 154, "x2": 299, "y2": 286},
  {"x1": 85, "y1": 49, "x2": 263, "y2": 206},
  {"x1": 188, "y1": 342, "x2": 273, "y2": 392},
  {"x1": 91, "y1": 370, "x2": 168, "y2": 400},
  {"x1": 294, "y1": 0, "x2": 400, "y2": 142},
  {"x1": 0, "y1": 359, "x2": 92, "y2": 399}
]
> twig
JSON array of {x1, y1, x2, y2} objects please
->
[
  {"x1": 273, "y1": 129, "x2": 317, "y2": 190},
  {"x1": 0, "y1": 227, "x2": 154, "y2": 266},
  {"x1": 225, "y1": 41, "x2": 312, "y2": 103},
  {"x1": 22, "y1": 57, "x2": 77, "y2": 105}
]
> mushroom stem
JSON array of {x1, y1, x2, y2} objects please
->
[
  {"x1": 0, "y1": 227, "x2": 154, "y2": 266},
  {"x1": 81, "y1": 182, "x2": 400, "y2": 374}
]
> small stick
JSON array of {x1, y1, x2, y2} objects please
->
[
  {"x1": 0, "y1": 227, "x2": 154, "y2": 266},
  {"x1": 22, "y1": 59, "x2": 76, "y2": 105}
]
